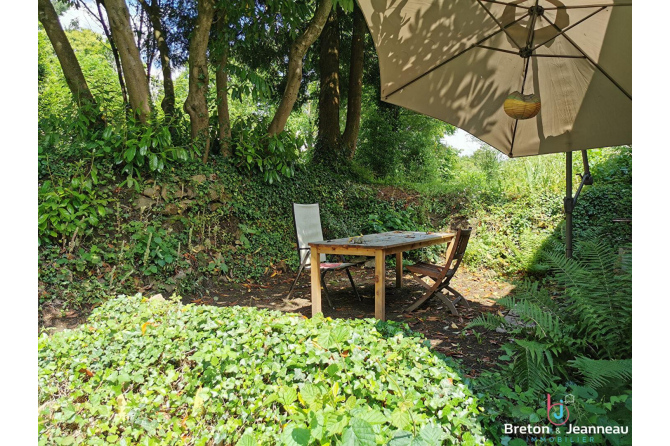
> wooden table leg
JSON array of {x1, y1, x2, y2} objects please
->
[
  {"x1": 310, "y1": 248, "x2": 321, "y2": 317},
  {"x1": 396, "y1": 252, "x2": 403, "y2": 288},
  {"x1": 375, "y1": 250, "x2": 386, "y2": 321}
]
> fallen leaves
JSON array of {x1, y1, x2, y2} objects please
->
[{"x1": 141, "y1": 321, "x2": 158, "y2": 335}]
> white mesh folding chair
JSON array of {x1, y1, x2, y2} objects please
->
[{"x1": 286, "y1": 203, "x2": 362, "y2": 308}]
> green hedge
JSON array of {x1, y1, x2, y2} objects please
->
[{"x1": 38, "y1": 295, "x2": 492, "y2": 445}]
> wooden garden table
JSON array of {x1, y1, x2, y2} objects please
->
[{"x1": 309, "y1": 231, "x2": 454, "y2": 321}]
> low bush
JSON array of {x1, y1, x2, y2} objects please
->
[{"x1": 39, "y1": 294, "x2": 492, "y2": 445}]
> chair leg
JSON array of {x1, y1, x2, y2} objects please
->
[
  {"x1": 403, "y1": 274, "x2": 441, "y2": 313},
  {"x1": 436, "y1": 290, "x2": 459, "y2": 316},
  {"x1": 287, "y1": 263, "x2": 306, "y2": 299},
  {"x1": 321, "y1": 270, "x2": 334, "y2": 309},
  {"x1": 445, "y1": 285, "x2": 470, "y2": 308},
  {"x1": 345, "y1": 268, "x2": 361, "y2": 301}
]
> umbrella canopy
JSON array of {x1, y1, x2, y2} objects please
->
[{"x1": 358, "y1": 0, "x2": 632, "y2": 157}]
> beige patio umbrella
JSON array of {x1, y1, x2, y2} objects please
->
[{"x1": 357, "y1": 0, "x2": 632, "y2": 255}]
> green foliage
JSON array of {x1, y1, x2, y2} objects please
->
[
  {"x1": 38, "y1": 157, "x2": 110, "y2": 245},
  {"x1": 466, "y1": 237, "x2": 631, "y2": 444},
  {"x1": 356, "y1": 91, "x2": 456, "y2": 180},
  {"x1": 363, "y1": 208, "x2": 419, "y2": 234},
  {"x1": 569, "y1": 357, "x2": 632, "y2": 390},
  {"x1": 124, "y1": 222, "x2": 182, "y2": 276},
  {"x1": 39, "y1": 295, "x2": 492, "y2": 445},
  {"x1": 100, "y1": 118, "x2": 191, "y2": 189},
  {"x1": 38, "y1": 28, "x2": 124, "y2": 124},
  {"x1": 231, "y1": 116, "x2": 302, "y2": 184},
  {"x1": 469, "y1": 237, "x2": 631, "y2": 392}
]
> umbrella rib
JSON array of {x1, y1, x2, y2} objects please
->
[
  {"x1": 480, "y1": 0, "x2": 530, "y2": 9},
  {"x1": 530, "y1": 6, "x2": 607, "y2": 52},
  {"x1": 546, "y1": 20, "x2": 632, "y2": 100},
  {"x1": 477, "y1": 45, "x2": 519, "y2": 55},
  {"x1": 476, "y1": 0, "x2": 524, "y2": 50},
  {"x1": 543, "y1": 3, "x2": 631, "y2": 10},
  {"x1": 532, "y1": 54, "x2": 586, "y2": 58},
  {"x1": 383, "y1": 12, "x2": 531, "y2": 100}
]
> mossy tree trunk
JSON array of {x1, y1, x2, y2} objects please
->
[
  {"x1": 342, "y1": 3, "x2": 366, "y2": 160},
  {"x1": 104, "y1": 0, "x2": 152, "y2": 124},
  {"x1": 183, "y1": 0, "x2": 215, "y2": 163},
  {"x1": 214, "y1": 10, "x2": 232, "y2": 157},
  {"x1": 267, "y1": 0, "x2": 333, "y2": 136},
  {"x1": 138, "y1": 0, "x2": 175, "y2": 119},
  {"x1": 38, "y1": 0, "x2": 104, "y2": 129},
  {"x1": 315, "y1": 8, "x2": 341, "y2": 163}
]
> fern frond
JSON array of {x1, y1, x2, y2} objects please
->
[
  {"x1": 569, "y1": 357, "x2": 632, "y2": 389},
  {"x1": 501, "y1": 298, "x2": 564, "y2": 340},
  {"x1": 466, "y1": 313, "x2": 506, "y2": 331},
  {"x1": 511, "y1": 339, "x2": 558, "y2": 390}
]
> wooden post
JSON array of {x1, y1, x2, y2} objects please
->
[
  {"x1": 395, "y1": 252, "x2": 403, "y2": 288},
  {"x1": 375, "y1": 250, "x2": 386, "y2": 321},
  {"x1": 310, "y1": 248, "x2": 322, "y2": 316}
]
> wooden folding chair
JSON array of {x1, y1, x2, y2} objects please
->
[
  {"x1": 404, "y1": 228, "x2": 472, "y2": 316},
  {"x1": 286, "y1": 203, "x2": 362, "y2": 308}
]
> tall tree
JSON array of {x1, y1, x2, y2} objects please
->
[
  {"x1": 137, "y1": 0, "x2": 176, "y2": 118},
  {"x1": 213, "y1": 8, "x2": 231, "y2": 157},
  {"x1": 314, "y1": 3, "x2": 366, "y2": 164},
  {"x1": 104, "y1": 0, "x2": 152, "y2": 123},
  {"x1": 183, "y1": 0, "x2": 215, "y2": 163},
  {"x1": 341, "y1": 2, "x2": 365, "y2": 160},
  {"x1": 38, "y1": 0, "x2": 103, "y2": 128},
  {"x1": 316, "y1": 8, "x2": 341, "y2": 161},
  {"x1": 267, "y1": 0, "x2": 333, "y2": 136}
]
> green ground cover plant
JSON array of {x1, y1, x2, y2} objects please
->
[
  {"x1": 39, "y1": 294, "x2": 492, "y2": 445},
  {"x1": 467, "y1": 238, "x2": 632, "y2": 445}
]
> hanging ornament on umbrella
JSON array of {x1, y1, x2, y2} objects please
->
[{"x1": 503, "y1": 91, "x2": 541, "y2": 120}]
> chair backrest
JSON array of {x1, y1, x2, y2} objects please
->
[
  {"x1": 444, "y1": 228, "x2": 472, "y2": 280},
  {"x1": 292, "y1": 203, "x2": 326, "y2": 266}
]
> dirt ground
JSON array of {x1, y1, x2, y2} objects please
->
[{"x1": 40, "y1": 264, "x2": 515, "y2": 376}]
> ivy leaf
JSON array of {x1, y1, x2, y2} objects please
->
[{"x1": 318, "y1": 326, "x2": 351, "y2": 349}]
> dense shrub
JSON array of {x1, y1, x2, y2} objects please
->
[{"x1": 39, "y1": 294, "x2": 492, "y2": 445}]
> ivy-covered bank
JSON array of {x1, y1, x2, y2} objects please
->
[
  {"x1": 38, "y1": 294, "x2": 492, "y2": 445},
  {"x1": 38, "y1": 148, "x2": 632, "y2": 311}
]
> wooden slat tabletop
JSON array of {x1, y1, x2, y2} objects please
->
[{"x1": 310, "y1": 231, "x2": 453, "y2": 250}]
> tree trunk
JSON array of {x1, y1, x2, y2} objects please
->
[
  {"x1": 138, "y1": 0, "x2": 175, "y2": 118},
  {"x1": 95, "y1": 0, "x2": 128, "y2": 109},
  {"x1": 315, "y1": 9, "x2": 341, "y2": 163},
  {"x1": 104, "y1": 0, "x2": 152, "y2": 124},
  {"x1": 215, "y1": 44, "x2": 231, "y2": 157},
  {"x1": 267, "y1": 0, "x2": 333, "y2": 136},
  {"x1": 38, "y1": 0, "x2": 103, "y2": 128},
  {"x1": 183, "y1": 0, "x2": 215, "y2": 163},
  {"x1": 342, "y1": 3, "x2": 366, "y2": 160}
]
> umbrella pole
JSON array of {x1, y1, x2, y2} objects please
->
[
  {"x1": 565, "y1": 151, "x2": 573, "y2": 258},
  {"x1": 564, "y1": 150, "x2": 593, "y2": 258}
]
